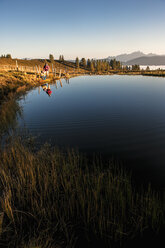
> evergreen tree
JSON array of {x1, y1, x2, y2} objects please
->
[
  {"x1": 49, "y1": 54, "x2": 54, "y2": 63},
  {"x1": 61, "y1": 55, "x2": 64, "y2": 61},
  {"x1": 102, "y1": 61, "x2": 107, "y2": 72},
  {"x1": 96, "y1": 60, "x2": 101, "y2": 72},
  {"x1": 116, "y1": 61, "x2": 121, "y2": 70},
  {"x1": 92, "y1": 60, "x2": 96, "y2": 69},
  {"x1": 132, "y1": 64, "x2": 140, "y2": 71},
  {"x1": 90, "y1": 61, "x2": 95, "y2": 72},
  {"x1": 81, "y1": 58, "x2": 86, "y2": 68},
  {"x1": 107, "y1": 62, "x2": 110, "y2": 72},
  {"x1": 110, "y1": 59, "x2": 117, "y2": 70},
  {"x1": 87, "y1": 59, "x2": 91, "y2": 69},
  {"x1": 6, "y1": 54, "x2": 12, "y2": 59},
  {"x1": 75, "y1": 57, "x2": 79, "y2": 68}
]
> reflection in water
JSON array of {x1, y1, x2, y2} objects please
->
[
  {"x1": 46, "y1": 84, "x2": 52, "y2": 96},
  {"x1": 41, "y1": 80, "x2": 64, "y2": 97},
  {"x1": 17, "y1": 76, "x2": 165, "y2": 187},
  {"x1": 65, "y1": 78, "x2": 70, "y2": 84},
  {"x1": 0, "y1": 79, "x2": 66, "y2": 141},
  {"x1": 42, "y1": 84, "x2": 47, "y2": 91},
  {"x1": 0, "y1": 98, "x2": 22, "y2": 140},
  {"x1": 41, "y1": 84, "x2": 52, "y2": 97},
  {"x1": 59, "y1": 79, "x2": 63, "y2": 88},
  {"x1": 46, "y1": 88, "x2": 52, "y2": 97}
]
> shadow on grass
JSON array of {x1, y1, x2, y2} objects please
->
[{"x1": 0, "y1": 137, "x2": 164, "y2": 248}]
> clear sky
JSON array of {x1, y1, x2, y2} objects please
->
[{"x1": 1, "y1": 0, "x2": 165, "y2": 59}]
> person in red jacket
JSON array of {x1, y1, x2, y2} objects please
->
[{"x1": 43, "y1": 63, "x2": 50, "y2": 77}]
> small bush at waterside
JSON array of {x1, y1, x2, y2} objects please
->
[{"x1": 0, "y1": 140, "x2": 164, "y2": 247}]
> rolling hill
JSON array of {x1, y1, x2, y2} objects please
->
[
  {"x1": 124, "y1": 56, "x2": 165, "y2": 65},
  {"x1": 105, "y1": 51, "x2": 157, "y2": 63}
]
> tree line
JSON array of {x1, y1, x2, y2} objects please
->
[
  {"x1": 75, "y1": 57, "x2": 122, "y2": 72},
  {"x1": 75, "y1": 57, "x2": 144, "y2": 72},
  {"x1": 1, "y1": 54, "x2": 12, "y2": 59},
  {"x1": 49, "y1": 54, "x2": 143, "y2": 73},
  {"x1": 49, "y1": 54, "x2": 65, "y2": 63}
]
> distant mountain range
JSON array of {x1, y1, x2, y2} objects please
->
[
  {"x1": 104, "y1": 51, "x2": 165, "y2": 65},
  {"x1": 124, "y1": 56, "x2": 165, "y2": 66}
]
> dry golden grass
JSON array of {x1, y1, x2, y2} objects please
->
[
  {"x1": 0, "y1": 139, "x2": 164, "y2": 247},
  {"x1": 0, "y1": 58, "x2": 87, "y2": 75}
]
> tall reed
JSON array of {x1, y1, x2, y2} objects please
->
[{"x1": 0, "y1": 140, "x2": 164, "y2": 247}]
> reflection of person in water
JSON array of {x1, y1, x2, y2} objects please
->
[
  {"x1": 46, "y1": 88, "x2": 52, "y2": 96},
  {"x1": 41, "y1": 84, "x2": 52, "y2": 96},
  {"x1": 42, "y1": 84, "x2": 47, "y2": 91},
  {"x1": 46, "y1": 84, "x2": 52, "y2": 97}
]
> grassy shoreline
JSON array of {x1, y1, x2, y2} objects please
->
[
  {"x1": 0, "y1": 70, "x2": 84, "y2": 104},
  {"x1": 0, "y1": 69, "x2": 165, "y2": 103},
  {"x1": 0, "y1": 71, "x2": 39, "y2": 103}
]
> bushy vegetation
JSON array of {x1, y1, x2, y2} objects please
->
[
  {"x1": 1, "y1": 54, "x2": 12, "y2": 59},
  {"x1": 0, "y1": 139, "x2": 164, "y2": 248}
]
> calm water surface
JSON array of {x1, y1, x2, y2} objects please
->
[{"x1": 18, "y1": 75, "x2": 165, "y2": 187}]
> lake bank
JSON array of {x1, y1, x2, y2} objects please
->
[
  {"x1": 0, "y1": 71, "x2": 39, "y2": 103},
  {"x1": 0, "y1": 71, "x2": 77, "y2": 104},
  {"x1": 1, "y1": 69, "x2": 165, "y2": 103}
]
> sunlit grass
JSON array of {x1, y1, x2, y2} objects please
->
[{"x1": 0, "y1": 71, "x2": 37, "y2": 104}]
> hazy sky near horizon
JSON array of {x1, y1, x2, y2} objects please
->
[{"x1": 1, "y1": 0, "x2": 165, "y2": 59}]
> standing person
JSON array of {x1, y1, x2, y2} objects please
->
[{"x1": 43, "y1": 63, "x2": 50, "y2": 77}]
